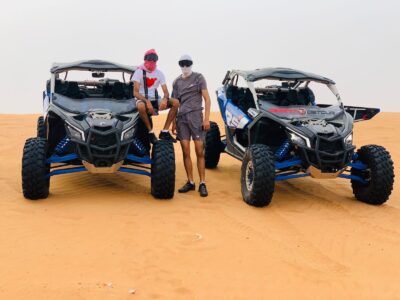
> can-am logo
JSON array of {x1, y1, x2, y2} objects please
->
[{"x1": 268, "y1": 108, "x2": 307, "y2": 115}]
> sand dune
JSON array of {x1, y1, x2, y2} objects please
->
[{"x1": 0, "y1": 112, "x2": 399, "y2": 299}]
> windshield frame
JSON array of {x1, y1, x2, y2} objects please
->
[
  {"x1": 49, "y1": 68, "x2": 134, "y2": 102},
  {"x1": 225, "y1": 71, "x2": 343, "y2": 110}
]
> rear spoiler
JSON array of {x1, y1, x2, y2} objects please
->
[{"x1": 343, "y1": 106, "x2": 380, "y2": 122}]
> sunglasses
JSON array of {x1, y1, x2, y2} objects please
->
[
  {"x1": 179, "y1": 60, "x2": 193, "y2": 67},
  {"x1": 144, "y1": 53, "x2": 158, "y2": 62}
]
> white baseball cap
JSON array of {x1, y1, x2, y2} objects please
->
[{"x1": 179, "y1": 54, "x2": 193, "y2": 62}]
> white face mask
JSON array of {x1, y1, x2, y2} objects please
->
[{"x1": 181, "y1": 66, "x2": 192, "y2": 77}]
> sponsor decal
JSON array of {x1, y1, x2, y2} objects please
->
[
  {"x1": 307, "y1": 110, "x2": 335, "y2": 115},
  {"x1": 225, "y1": 102, "x2": 250, "y2": 129},
  {"x1": 268, "y1": 108, "x2": 307, "y2": 115}
]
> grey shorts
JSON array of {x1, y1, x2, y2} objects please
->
[{"x1": 176, "y1": 111, "x2": 205, "y2": 141}]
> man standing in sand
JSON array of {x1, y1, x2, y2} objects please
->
[
  {"x1": 172, "y1": 55, "x2": 211, "y2": 197},
  {"x1": 132, "y1": 49, "x2": 179, "y2": 144}
]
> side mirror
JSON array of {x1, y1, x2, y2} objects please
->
[
  {"x1": 222, "y1": 71, "x2": 231, "y2": 85},
  {"x1": 92, "y1": 72, "x2": 105, "y2": 78}
]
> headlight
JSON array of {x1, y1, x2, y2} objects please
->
[
  {"x1": 288, "y1": 132, "x2": 311, "y2": 148},
  {"x1": 121, "y1": 126, "x2": 136, "y2": 141},
  {"x1": 344, "y1": 133, "x2": 353, "y2": 147},
  {"x1": 66, "y1": 123, "x2": 85, "y2": 141}
]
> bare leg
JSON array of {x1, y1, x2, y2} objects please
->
[
  {"x1": 180, "y1": 140, "x2": 194, "y2": 182},
  {"x1": 163, "y1": 98, "x2": 179, "y2": 130},
  {"x1": 194, "y1": 139, "x2": 205, "y2": 182},
  {"x1": 137, "y1": 102, "x2": 152, "y2": 131}
]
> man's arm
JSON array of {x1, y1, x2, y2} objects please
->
[
  {"x1": 202, "y1": 89, "x2": 211, "y2": 131},
  {"x1": 172, "y1": 118, "x2": 177, "y2": 135},
  {"x1": 161, "y1": 84, "x2": 170, "y2": 99},
  {"x1": 158, "y1": 84, "x2": 170, "y2": 110},
  {"x1": 133, "y1": 81, "x2": 146, "y2": 101},
  {"x1": 133, "y1": 81, "x2": 154, "y2": 115}
]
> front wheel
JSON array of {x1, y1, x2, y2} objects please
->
[
  {"x1": 151, "y1": 141, "x2": 175, "y2": 199},
  {"x1": 205, "y1": 121, "x2": 223, "y2": 169},
  {"x1": 37, "y1": 116, "x2": 46, "y2": 138},
  {"x1": 241, "y1": 144, "x2": 275, "y2": 207},
  {"x1": 22, "y1": 137, "x2": 50, "y2": 200},
  {"x1": 351, "y1": 145, "x2": 394, "y2": 205}
]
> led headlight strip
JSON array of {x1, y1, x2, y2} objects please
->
[{"x1": 65, "y1": 122, "x2": 85, "y2": 141}]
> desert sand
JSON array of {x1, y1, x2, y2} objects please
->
[{"x1": 0, "y1": 112, "x2": 399, "y2": 300}]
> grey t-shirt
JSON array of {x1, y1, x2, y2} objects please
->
[{"x1": 172, "y1": 72, "x2": 207, "y2": 116}]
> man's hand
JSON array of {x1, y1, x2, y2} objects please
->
[
  {"x1": 159, "y1": 97, "x2": 168, "y2": 111},
  {"x1": 171, "y1": 118, "x2": 177, "y2": 135},
  {"x1": 146, "y1": 100, "x2": 155, "y2": 115},
  {"x1": 172, "y1": 122, "x2": 177, "y2": 135},
  {"x1": 201, "y1": 89, "x2": 211, "y2": 132},
  {"x1": 202, "y1": 119, "x2": 210, "y2": 131}
]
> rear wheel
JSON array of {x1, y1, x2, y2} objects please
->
[
  {"x1": 151, "y1": 141, "x2": 175, "y2": 199},
  {"x1": 241, "y1": 144, "x2": 275, "y2": 207},
  {"x1": 351, "y1": 145, "x2": 394, "y2": 205},
  {"x1": 37, "y1": 116, "x2": 46, "y2": 138},
  {"x1": 205, "y1": 121, "x2": 223, "y2": 169},
  {"x1": 22, "y1": 137, "x2": 50, "y2": 200}
]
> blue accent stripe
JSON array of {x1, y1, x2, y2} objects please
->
[
  {"x1": 217, "y1": 97, "x2": 227, "y2": 123},
  {"x1": 119, "y1": 167, "x2": 151, "y2": 177},
  {"x1": 47, "y1": 153, "x2": 152, "y2": 165},
  {"x1": 47, "y1": 153, "x2": 79, "y2": 164},
  {"x1": 126, "y1": 154, "x2": 152, "y2": 164},
  {"x1": 276, "y1": 173, "x2": 310, "y2": 181},
  {"x1": 47, "y1": 167, "x2": 87, "y2": 178},
  {"x1": 339, "y1": 174, "x2": 368, "y2": 185},
  {"x1": 348, "y1": 161, "x2": 367, "y2": 170},
  {"x1": 275, "y1": 157, "x2": 302, "y2": 169},
  {"x1": 47, "y1": 166, "x2": 152, "y2": 178}
]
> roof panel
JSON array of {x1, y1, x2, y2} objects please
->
[
  {"x1": 233, "y1": 67, "x2": 335, "y2": 84},
  {"x1": 51, "y1": 60, "x2": 137, "y2": 73}
]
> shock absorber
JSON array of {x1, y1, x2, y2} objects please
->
[
  {"x1": 275, "y1": 139, "x2": 291, "y2": 161},
  {"x1": 131, "y1": 137, "x2": 147, "y2": 156},
  {"x1": 55, "y1": 136, "x2": 70, "y2": 154}
]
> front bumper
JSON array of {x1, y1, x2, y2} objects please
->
[
  {"x1": 298, "y1": 135, "x2": 355, "y2": 172},
  {"x1": 74, "y1": 126, "x2": 131, "y2": 167}
]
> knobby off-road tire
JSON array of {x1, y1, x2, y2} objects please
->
[
  {"x1": 205, "y1": 121, "x2": 222, "y2": 169},
  {"x1": 151, "y1": 141, "x2": 175, "y2": 199},
  {"x1": 37, "y1": 116, "x2": 46, "y2": 138},
  {"x1": 22, "y1": 137, "x2": 50, "y2": 200},
  {"x1": 241, "y1": 144, "x2": 275, "y2": 207},
  {"x1": 351, "y1": 145, "x2": 394, "y2": 205}
]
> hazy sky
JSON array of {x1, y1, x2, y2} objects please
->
[{"x1": 1, "y1": 0, "x2": 399, "y2": 113}]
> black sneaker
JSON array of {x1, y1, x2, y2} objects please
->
[
  {"x1": 148, "y1": 132, "x2": 158, "y2": 144},
  {"x1": 198, "y1": 183, "x2": 208, "y2": 197},
  {"x1": 159, "y1": 131, "x2": 177, "y2": 143},
  {"x1": 178, "y1": 181, "x2": 195, "y2": 193}
]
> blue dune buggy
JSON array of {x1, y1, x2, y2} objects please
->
[
  {"x1": 22, "y1": 60, "x2": 175, "y2": 200},
  {"x1": 205, "y1": 68, "x2": 394, "y2": 207}
]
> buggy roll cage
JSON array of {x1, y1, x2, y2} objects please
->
[
  {"x1": 222, "y1": 68, "x2": 343, "y2": 111},
  {"x1": 48, "y1": 60, "x2": 137, "y2": 101}
]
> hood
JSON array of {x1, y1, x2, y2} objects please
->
[{"x1": 260, "y1": 104, "x2": 353, "y2": 140}]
